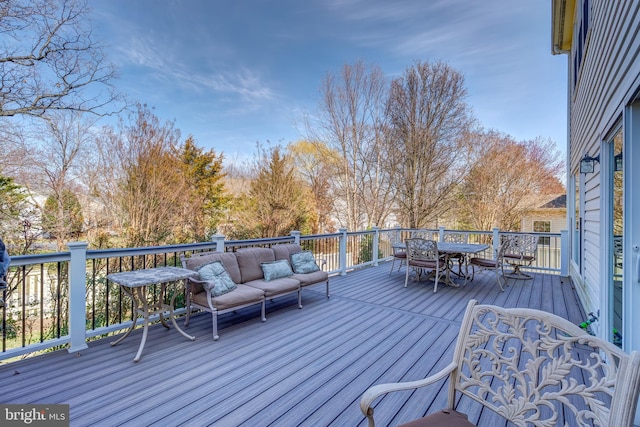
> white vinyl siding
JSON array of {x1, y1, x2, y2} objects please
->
[{"x1": 566, "y1": 0, "x2": 640, "y2": 350}]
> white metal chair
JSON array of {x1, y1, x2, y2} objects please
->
[
  {"x1": 404, "y1": 238, "x2": 446, "y2": 293},
  {"x1": 468, "y1": 239, "x2": 510, "y2": 291},
  {"x1": 361, "y1": 299, "x2": 640, "y2": 427},
  {"x1": 389, "y1": 230, "x2": 407, "y2": 275},
  {"x1": 502, "y1": 234, "x2": 538, "y2": 279}
]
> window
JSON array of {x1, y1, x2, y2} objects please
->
[
  {"x1": 534, "y1": 221, "x2": 551, "y2": 246},
  {"x1": 574, "y1": 173, "x2": 582, "y2": 271},
  {"x1": 533, "y1": 220, "x2": 550, "y2": 233},
  {"x1": 573, "y1": 0, "x2": 590, "y2": 90}
]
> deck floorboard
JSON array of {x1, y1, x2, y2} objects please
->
[{"x1": 1, "y1": 262, "x2": 585, "y2": 426}]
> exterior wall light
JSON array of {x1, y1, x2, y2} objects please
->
[
  {"x1": 614, "y1": 152, "x2": 623, "y2": 172},
  {"x1": 580, "y1": 154, "x2": 600, "y2": 173}
]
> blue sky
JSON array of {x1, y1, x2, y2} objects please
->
[{"x1": 90, "y1": 0, "x2": 568, "y2": 162}]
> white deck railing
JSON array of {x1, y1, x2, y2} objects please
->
[{"x1": 0, "y1": 227, "x2": 569, "y2": 361}]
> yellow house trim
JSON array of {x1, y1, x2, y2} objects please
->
[{"x1": 552, "y1": 0, "x2": 576, "y2": 54}]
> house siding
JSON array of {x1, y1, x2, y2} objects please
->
[{"x1": 567, "y1": 0, "x2": 640, "y2": 323}]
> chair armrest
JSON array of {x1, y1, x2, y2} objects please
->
[
  {"x1": 185, "y1": 277, "x2": 217, "y2": 310},
  {"x1": 360, "y1": 362, "x2": 457, "y2": 426},
  {"x1": 185, "y1": 276, "x2": 208, "y2": 292}
]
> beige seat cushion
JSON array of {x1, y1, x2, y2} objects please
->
[
  {"x1": 191, "y1": 284, "x2": 264, "y2": 311},
  {"x1": 292, "y1": 270, "x2": 328, "y2": 287},
  {"x1": 243, "y1": 277, "x2": 299, "y2": 298}
]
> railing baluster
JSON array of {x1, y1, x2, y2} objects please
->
[{"x1": 0, "y1": 229, "x2": 567, "y2": 359}]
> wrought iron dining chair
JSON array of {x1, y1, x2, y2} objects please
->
[
  {"x1": 468, "y1": 239, "x2": 510, "y2": 291},
  {"x1": 412, "y1": 229, "x2": 436, "y2": 240},
  {"x1": 443, "y1": 231, "x2": 468, "y2": 281},
  {"x1": 502, "y1": 234, "x2": 538, "y2": 279},
  {"x1": 361, "y1": 299, "x2": 640, "y2": 427},
  {"x1": 404, "y1": 238, "x2": 446, "y2": 293},
  {"x1": 388, "y1": 230, "x2": 407, "y2": 275}
]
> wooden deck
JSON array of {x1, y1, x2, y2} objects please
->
[{"x1": 1, "y1": 262, "x2": 584, "y2": 427}]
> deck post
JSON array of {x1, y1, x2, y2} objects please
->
[
  {"x1": 68, "y1": 241, "x2": 89, "y2": 353},
  {"x1": 492, "y1": 228, "x2": 501, "y2": 258},
  {"x1": 211, "y1": 234, "x2": 225, "y2": 252},
  {"x1": 560, "y1": 229, "x2": 569, "y2": 276},
  {"x1": 339, "y1": 228, "x2": 347, "y2": 276},
  {"x1": 438, "y1": 226, "x2": 445, "y2": 241},
  {"x1": 290, "y1": 230, "x2": 301, "y2": 245},
  {"x1": 372, "y1": 226, "x2": 379, "y2": 266}
]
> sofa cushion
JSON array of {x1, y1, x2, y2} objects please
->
[
  {"x1": 236, "y1": 247, "x2": 276, "y2": 283},
  {"x1": 183, "y1": 252, "x2": 242, "y2": 285},
  {"x1": 261, "y1": 259, "x2": 294, "y2": 281},
  {"x1": 272, "y1": 243, "x2": 302, "y2": 261},
  {"x1": 243, "y1": 277, "x2": 300, "y2": 298},
  {"x1": 191, "y1": 284, "x2": 264, "y2": 311},
  {"x1": 292, "y1": 270, "x2": 329, "y2": 287},
  {"x1": 196, "y1": 261, "x2": 237, "y2": 297},
  {"x1": 290, "y1": 251, "x2": 320, "y2": 274}
]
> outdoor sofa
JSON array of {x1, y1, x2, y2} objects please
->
[{"x1": 180, "y1": 244, "x2": 329, "y2": 340}]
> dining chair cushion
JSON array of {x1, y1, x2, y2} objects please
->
[
  {"x1": 290, "y1": 251, "x2": 320, "y2": 274},
  {"x1": 503, "y1": 254, "x2": 535, "y2": 262},
  {"x1": 409, "y1": 259, "x2": 445, "y2": 269},
  {"x1": 469, "y1": 257, "x2": 497, "y2": 268},
  {"x1": 398, "y1": 409, "x2": 474, "y2": 427},
  {"x1": 261, "y1": 259, "x2": 294, "y2": 281},
  {"x1": 196, "y1": 261, "x2": 238, "y2": 297}
]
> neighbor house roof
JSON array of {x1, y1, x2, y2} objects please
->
[{"x1": 540, "y1": 194, "x2": 567, "y2": 209}]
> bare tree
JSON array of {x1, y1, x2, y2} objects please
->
[
  {"x1": 94, "y1": 105, "x2": 188, "y2": 246},
  {"x1": 288, "y1": 140, "x2": 337, "y2": 233},
  {"x1": 385, "y1": 60, "x2": 475, "y2": 228},
  {"x1": 17, "y1": 112, "x2": 98, "y2": 249},
  {"x1": 0, "y1": 0, "x2": 120, "y2": 118},
  {"x1": 315, "y1": 60, "x2": 392, "y2": 231},
  {"x1": 456, "y1": 131, "x2": 564, "y2": 231}
]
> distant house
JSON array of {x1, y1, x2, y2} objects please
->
[
  {"x1": 520, "y1": 194, "x2": 566, "y2": 235},
  {"x1": 552, "y1": 0, "x2": 640, "y2": 393}
]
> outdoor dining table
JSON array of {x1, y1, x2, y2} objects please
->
[
  {"x1": 399, "y1": 240, "x2": 490, "y2": 287},
  {"x1": 107, "y1": 266, "x2": 198, "y2": 362},
  {"x1": 436, "y1": 242, "x2": 490, "y2": 287}
]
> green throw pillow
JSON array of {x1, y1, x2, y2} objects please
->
[
  {"x1": 196, "y1": 261, "x2": 237, "y2": 297},
  {"x1": 261, "y1": 259, "x2": 294, "y2": 281},
  {"x1": 290, "y1": 251, "x2": 320, "y2": 274}
]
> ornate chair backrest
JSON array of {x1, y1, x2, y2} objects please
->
[
  {"x1": 389, "y1": 229, "x2": 404, "y2": 247},
  {"x1": 501, "y1": 234, "x2": 538, "y2": 259},
  {"x1": 406, "y1": 238, "x2": 439, "y2": 262},
  {"x1": 495, "y1": 238, "x2": 512, "y2": 260},
  {"x1": 412, "y1": 229, "x2": 436, "y2": 240},
  {"x1": 444, "y1": 232, "x2": 468, "y2": 244},
  {"x1": 613, "y1": 235, "x2": 623, "y2": 264},
  {"x1": 450, "y1": 300, "x2": 640, "y2": 427}
]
